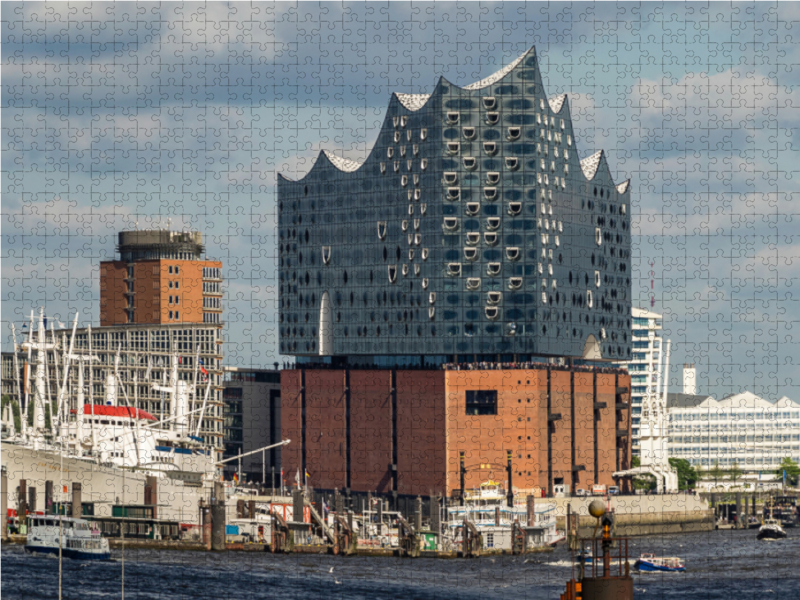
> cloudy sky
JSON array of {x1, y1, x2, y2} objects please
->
[{"x1": 2, "y1": 2, "x2": 798, "y2": 400}]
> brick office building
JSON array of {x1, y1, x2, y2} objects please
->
[
  {"x1": 278, "y1": 46, "x2": 632, "y2": 500},
  {"x1": 100, "y1": 229, "x2": 223, "y2": 327},
  {"x1": 281, "y1": 366, "x2": 629, "y2": 498}
]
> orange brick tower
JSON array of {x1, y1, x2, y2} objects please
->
[{"x1": 100, "y1": 230, "x2": 223, "y2": 326}]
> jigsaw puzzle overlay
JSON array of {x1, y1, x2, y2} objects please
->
[{"x1": 2, "y1": 3, "x2": 800, "y2": 600}]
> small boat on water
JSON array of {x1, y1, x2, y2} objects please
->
[
  {"x1": 634, "y1": 553, "x2": 686, "y2": 572},
  {"x1": 25, "y1": 516, "x2": 110, "y2": 560},
  {"x1": 757, "y1": 519, "x2": 787, "y2": 541}
]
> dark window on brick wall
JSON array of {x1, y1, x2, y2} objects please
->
[{"x1": 466, "y1": 390, "x2": 497, "y2": 415}]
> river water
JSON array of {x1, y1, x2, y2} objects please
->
[{"x1": 3, "y1": 528, "x2": 798, "y2": 599}]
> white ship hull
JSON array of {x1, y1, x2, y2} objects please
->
[{"x1": 2, "y1": 442, "x2": 211, "y2": 526}]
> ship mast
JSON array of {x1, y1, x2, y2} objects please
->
[{"x1": 20, "y1": 308, "x2": 58, "y2": 437}]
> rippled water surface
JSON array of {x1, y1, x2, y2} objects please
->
[{"x1": 4, "y1": 529, "x2": 799, "y2": 599}]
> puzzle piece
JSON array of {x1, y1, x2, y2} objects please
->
[{"x1": 2, "y1": 3, "x2": 800, "y2": 599}]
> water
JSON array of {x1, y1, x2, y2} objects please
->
[{"x1": 3, "y1": 529, "x2": 799, "y2": 599}]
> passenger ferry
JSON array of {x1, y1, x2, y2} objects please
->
[
  {"x1": 25, "y1": 516, "x2": 111, "y2": 560},
  {"x1": 634, "y1": 553, "x2": 686, "y2": 572},
  {"x1": 445, "y1": 480, "x2": 563, "y2": 550}
]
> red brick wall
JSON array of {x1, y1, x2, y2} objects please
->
[
  {"x1": 596, "y1": 373, "x2": 618, "y2": 487},
  {"x1": 573, "y1": 370, "x2": 595, "y2": 490},
  {"x1": 550, "y1": 370, "x2": 572, "y2": 490},
  {"x1": 396, "y1": 370, "x2": 446, "y2": 497},
  {"x1": 444, "y1": 370, "x2": 549, "y2": 496},
  {"x1": 350, "y1": 370, "x2": 393, "y2": 493},
  {"x1": 304, "y1": 370, "x2": 347, "y2": 490},
  {"x1": 282, "y1": 366, "x2": 631, "y2": 498},
  {"x1": 280, "y1": 370, "x2": 302, "y2": 488},
  {"x1": 99, "y1": 261, "x2": 128, "y2": 325}
]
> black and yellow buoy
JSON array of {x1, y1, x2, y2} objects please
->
[{"x1": 560, "y1": 500, "x2": 634, "y2": 600}]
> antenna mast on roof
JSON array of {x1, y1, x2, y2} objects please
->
[{"x1": 649, "y1": 260, "x2": 656, "y2": 308}]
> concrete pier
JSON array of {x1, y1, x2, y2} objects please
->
[
  {"x1": 554, "y1": 493, "x2": 713, "y2": 537},
  {"x1": 211, "y1": 482, "x2": 226, "y2": 551}
]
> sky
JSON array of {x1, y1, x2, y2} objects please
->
[{"x1": 2, "y1": 2, "x2": 799, "y2": 401}]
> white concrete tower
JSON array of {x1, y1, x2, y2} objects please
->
[{"x1": 683, "y1": 363, "x2": 696, "y2": 395}]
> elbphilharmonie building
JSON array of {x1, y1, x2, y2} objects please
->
[{"x1": 279, "y1": 46, "x2": 631, "y2": 365}]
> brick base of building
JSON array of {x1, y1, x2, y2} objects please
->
[{"x1": 280, "y1": 366, "x2": 631, "y2": 498}]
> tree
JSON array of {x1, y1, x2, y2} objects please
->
[
  {"x1": 631, "y1": 456, "x2": 657, "y2": 492},
  {"x1": 708, "y1": 460, "x2": 726, "y2": 486},
  {"x1": 1, "y1": 395, "x2": 22, "y2": 433},
  {"x1": 668, "y1": 458, "x2": 699, "y2": 490},
  {"x1": 776, "y1": 457, "x2": 800, "y2": 487},
  {"x1": 727, "y1": 462, "x2": 744, "y2": 486}
]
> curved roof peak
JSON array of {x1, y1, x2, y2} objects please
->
[
  {"x1": 323, "y1": 150, "x2": 363, "y2": 173},
  {"x1": 463, "y1": 46, "x2": 533, "y2": 90},
  {"x1": 616, "y1": 180, "x2": 631, "y2": 194},
  {"x1": 548, "y1": 94, "x2": 567, "y2": 113},
  {"x1": 395, "y1": 93, "x2": 431, "y2": 111},
  {"x1": 580, "y1": 150, "x2": 604, "y2": 180}
]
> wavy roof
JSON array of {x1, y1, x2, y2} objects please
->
[
  {"x1": 396, "y1": 93, "x2": 431, "y2": 111},
  {"x1": 580, "y1": 151, "x2": 604, "y2": 180},
  {"x1": 283, "y1": 45, "x2": 629, "y2": 191},
  {"x1": 323, "y1": 151, "x2": 362, "y2": 173},
  {"x1": 463, "y1": 51, "x2": 528, "y2": 90}
]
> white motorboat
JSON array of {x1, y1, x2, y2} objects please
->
[
  {"x1": 757, "y1": 518, "x2": 787, "y2": 540},
  {"x1": 25, "y1": 516, "x2": 110, "y2": 560}
]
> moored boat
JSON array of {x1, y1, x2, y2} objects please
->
[
  {"x1": 757, "y1": 518, "x2": 787, "y2": 540},
  {"x1": 444, "y1": 480, "x2": 563, "y2": 551},
  {"x1": 25, "y1": 515, "x2": 110, "y2": 560},
  {"x1": 634, "y1": 553, "x2": 686, "y2": 572}
]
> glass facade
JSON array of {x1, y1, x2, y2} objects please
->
[{"x1": 278, "y1": 46, "x2": 632, "y2": 361}]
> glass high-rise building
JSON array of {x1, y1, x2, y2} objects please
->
[
  {"x1": 627, "y1": 307, "x2": 665, "y2": 455},
  {"x1": 278, "y1": 46, "x2": 632, "y2": 365}
]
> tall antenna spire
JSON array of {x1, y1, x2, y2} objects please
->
[{"x1": 649, "y1": 260, "x2": 656, "y2": 308}]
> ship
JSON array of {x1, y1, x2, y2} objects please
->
[
  {"x1": 757, "y1": 518, "x2": 787, "y2": 540},
  {"x1": 24, "y1": 515, "x2": 110, "y2": 560},
  {"x1": 634, "y1": 553, "x2": 686, "y2": 572},
  {"x1": 2, "y1": 309, "x2": 219, "y2": 527},
  {"x1": 444, "y1": 480, "x2": 563, "y2": 551}
]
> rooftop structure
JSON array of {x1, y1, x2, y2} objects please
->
[{"x1": 278, "y1": 46, "x2": 632, "y2": 364}]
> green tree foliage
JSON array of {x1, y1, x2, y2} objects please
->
[
  {"x1": 776, "y1": 457, "x2": 800, "y2": 487},
  {"x1": 727, "y1": 461, "x2": 744, "y2": 484},
  {"x1": 630, "y1": 456, "x2": 656, "y2": 492},
  {"x1": 1, "y1": 395, "x2": 22, "y2": 433},
  {"x1": 668, "y1": 458, "x2": 699, "y2": 490},
  {"x1": 708, "y1": 460, "x2": 726, "y2": 485}
]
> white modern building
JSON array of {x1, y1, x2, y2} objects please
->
[
  {"x1": 627, "y1": 308, "x2": 668, "y2": 454},
  {"x1": 613, "y1": 307, "x2": 677, "y2": 492},
  {"x1": 667, "y1": 391, "x2": 800, "y2": 475}
]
